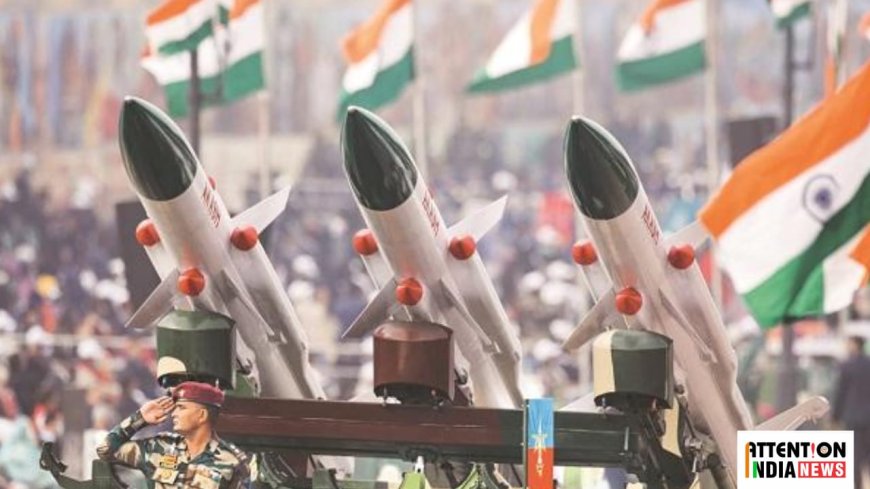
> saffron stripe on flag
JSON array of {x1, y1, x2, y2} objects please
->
[{"x1": 342, "y1": 0, "x2": 411, "y2": 64}]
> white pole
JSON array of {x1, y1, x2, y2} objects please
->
[
  {"x1": 258, "y1": 0, "x2": 272, "y2": 199},
  {"x1": 570, "y1": 0, "x2": 584, "y2": 116},
  {"x1": 412, "y1": 1, "x2": 428, "y2": 177},
  {"x1": 705, "y1": 0, "x2": 723, "y2": 310},
  {"x1": 570, "y1": 0, "x2": 594, "y2": 394}
]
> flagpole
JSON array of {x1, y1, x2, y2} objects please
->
[
  {"x1": 412, "y1": 1, "x2": 427, "y2": 177},
  {"x1": 570, "y1": 0, "x2": 584, "y2": 116},
  {"x1": 570, "y1": 0, "x2": 593, "y2": 395},
  {"x1": 776, "y1": 18, "x2": 799, "y2": 414},
  {"x1": 189, "y1": 49, "x2": 202, "y2": 155},
  {"x1": 258, "y1": 0, "x2": 272, "y2": 199},
  {"x1": 704, "y1": 0, "x2": 723, "y2": 310}
]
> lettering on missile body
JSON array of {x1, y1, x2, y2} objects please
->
[
  {"x1": 422, "y1": 189, "x2": 440, "y2": 237},
  {"x1": 201, "y1": 185, "x2": 221, "y2": 228},
  {"x1": 641, "y1": 204, "x2": 661, "y2": 245}
]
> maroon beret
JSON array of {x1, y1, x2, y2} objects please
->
[{"x1": 173, "y1": 381, "x2": 224, "y2": 408}]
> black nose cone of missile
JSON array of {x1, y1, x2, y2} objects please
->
[
  {"x1": 119, "y1": 97, "x2": 198, "y2": 201},
  {"x1": 341, "y1": 106, "x2": 418, "y2": 211},
  {"x1": 564, "y1": 117, "x2": 639, "y2": 220}
]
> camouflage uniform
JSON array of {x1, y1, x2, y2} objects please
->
[{"x1": 96, "y1": 410, "x2": 251, "y2": 489}]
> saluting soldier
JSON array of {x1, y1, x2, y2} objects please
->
[{"x1": 96, "y1": 381, "x2": 251, "y2": 488}]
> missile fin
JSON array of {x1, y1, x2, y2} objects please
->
[
  {"x1": 125, "y1": 269, "x2": 179, "y2": 329},
  {"x1": 754, "y1": 396, "x2": 829, "y2": 431},
  {"x1": 231, "y1": 186, "x2": 291, "y2": 232},
  {"x1": 664, "y1": 220, "x2": 709, "y2": 251},
  {"x1": 561, "y1": 289, "x2": 621, "y2": 352},
  {"x1": 447, "y1": 195, "x2": 507, "y2": 242},
  {"x1": 658, "y1": 289, "x2": 717, "y2": 363},
  {"x1": 439, "y1": 279, "x2": 500, "y2": 354},
  {"x1": 142, "y1": 241, "x2": 175, "y2": 279},
  {"x1": 361, "y1": 251, "x2": 393, "y2": 290},
  {"x1": 214, "y1": 269, "x2": 283, "y2": 342},
  {"x1": 342, "y1": 279, "x2": 397, "y2": 340}
]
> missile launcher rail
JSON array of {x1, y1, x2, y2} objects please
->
[
  {"x1": 215, "y1": 397, "x2": 699, "y2": 489},
  {"x1": 41, "y1": 398, "x2": 701, "y2": 489}
]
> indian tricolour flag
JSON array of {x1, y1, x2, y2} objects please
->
[
  {"x1": 337, "y1": 0, "x2": 414, "y2": 120},
  {"x1": 700, "y1": 61, "x2": 870, "y2": 328},
  {"x1": 467, "y1": 0, "x2": 577, "y2": 94},
  {"x1": 141, "y1": 0, "x2": 265, "y2": 117},
  {"x1": 146, "y1": 0, "x2": 217, "y2": 56},
  {"x1": 769, "y1": 0, "x2": 812, "y2": 29},
  {"x1": 615, "y1": 0, "x2": 706, "y2": 93}
]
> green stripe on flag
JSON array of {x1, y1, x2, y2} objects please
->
[
  {"x1": 467, "y1": 36, "x2": 577, "y2": 94},
  {"x1": 616, "y1": 40, "x2": 706, "y2": 92},
  {"x1": 776, "y1": 3, "x2": 811, "y2": 29},
  {"x1": 162, "y1": 52, "x2": 264, "y2": 118},
  {"x1": 744, "y1": 172, "x2": 870, "y2": 327},
  {"x1": 158, "y1": 20, "x2": 214, "y2": 56},
  {"x1": 225, "y1": 52, "x2": 265, "y2": 102},
  {"x1": 336, "y1": 49, "x2": 414, "y2": 121}
]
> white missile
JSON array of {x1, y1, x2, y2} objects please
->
[
  {"x1": 120, "y1": 97, "x2": 325, "y2": 400},
  {"x1": 561, "y1": 117, "x2": 828, "y2": 484},
  {"x1": 340, "y1": 107, "x2": 524, "y2": 409}
]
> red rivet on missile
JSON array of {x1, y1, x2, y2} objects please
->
[
  {"x1": 178, "y1": 269, "x2": 206, "y2": 296},
  {"x1": 615, "y1": 287, "x2": 642, "y2": 315},
  {"x1": 449, "y1": 235, "x2": 476, "y2": 260},
  {"x1": 395, "y1": 278, "x2": 423, "y2": 306},
  {"x1": 135, "y1": 219, "x2": 160, "y2": 247},
  {"x1": 667, "y1": 245, "x2": 695, "y2": 270},
  {"x1": 352, "y1": 229, "x2": 379, "y2": 256},
  {"x1": 208, "y1": 175, "x2": 216, "y2": 189},
  {"x1": 230, "y1": 226, "x2": 259, "y2": 251},
  {"x1": 571, "y1": 240, "x2": 598, "y2": 266}
]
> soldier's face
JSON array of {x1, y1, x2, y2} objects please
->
[{"x1": 171, "y1": 401, "x2": 207, "y2": 433}]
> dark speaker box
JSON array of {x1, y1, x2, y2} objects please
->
[
  {"x1": 114, "y1": 200, "x2": 161, "y2": 311},
  {"x1": 726, "y1": 116, "x2": 779, "y2": 168}
]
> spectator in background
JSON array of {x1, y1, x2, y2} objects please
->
[
  {"x1": 0, "y1": 364, "x2": 18, "y2": 420},
  {"x1": 833, "y1": 336, "x2": 870, "y2": 489},
  {"x1": 8, "y1": 326, "x2": 52, "y2": 416}
]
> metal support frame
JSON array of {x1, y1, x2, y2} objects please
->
[{"x1": 218, "y1": 398, "x2": 642, "y2": 467}]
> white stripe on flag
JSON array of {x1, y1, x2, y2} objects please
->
[
  {"x1": 147, "y1": 0, "x2": 215, "y2": 50},
  {"x1": 551, "y1": 0, "x2": 576, "y2": 39},
  {"x1": 342, "y1": 4, "x2": 413, "y2": 93},
  {"x1": 617, "y1": 0, "x2": 704, "y2": 62},
  {"x1": 484, "y1": 14, "x2": 533, "y2": 79},
  {"x1": 485, "y1": 0, "x2": 575, "y2": 79}
]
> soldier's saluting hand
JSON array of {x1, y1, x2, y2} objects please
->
[{"x1": 96, "y1": 382, "x2": 251, "y2": 488}]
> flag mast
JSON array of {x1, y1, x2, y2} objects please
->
[
  {"x1": 258, "y1": 0, "x2": 272, "y2": 199},
  {"x1": 189, "y1": 49, "x2": 202, "y2": 155},
  {"x1": 570, "y1": 0, "x2": 584, "y2": 116},
  {"x1": 570, "y1": 0, "x2": 594, "y2": 394},
  {"x1": 411, "y1": 0, "x2": 428, "y2": 177},
  {"x1": 704, "y1": 0, "x2": 723, "y2": 309}
]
